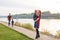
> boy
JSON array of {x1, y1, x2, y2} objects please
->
[{"x1": 11, "y1": 18, "x2": 14, "y2": 27}]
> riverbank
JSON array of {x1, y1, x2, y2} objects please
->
[{"x1": 0, "y1": 21, "x2": 60, "y2": 40}]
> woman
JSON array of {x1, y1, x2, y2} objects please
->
[{"x1": 33, "y1": 10, "x2": 41, "y2": 39}]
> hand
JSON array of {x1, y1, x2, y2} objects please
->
[{"x1": 34, "y1": 18, "x2": 39, "y2": 22}]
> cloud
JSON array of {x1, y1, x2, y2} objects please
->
[
  {"x1": 0, "y1": 0, "x2": 60, "y2": 16},
  {"x1": 0, "y1": 0, "x2": 38, "y2": 9}
]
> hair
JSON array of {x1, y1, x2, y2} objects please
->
[{"x1": 35, "y1": 10, "x2": 41, "y2": 14}]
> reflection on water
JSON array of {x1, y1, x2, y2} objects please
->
[{"x1": 0, "y1": 18, "x2": 60, "y2": 35}]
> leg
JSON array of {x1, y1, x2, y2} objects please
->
[
  {"x1": 36, "y1": 28, "x2": 40, "y2": 38},
  {"x1": 8, "y1": 20, "x2": 10, "y2": 26},
  {"x1": 35, "y1": 28, "x2": 40, "y2": 39}
]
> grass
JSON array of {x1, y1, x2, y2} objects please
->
[
  {"x1": 22, "y1": 23, "x2": 34, "y2": 31},
  {"x1": 56, "y1": 30, "x2": 60, "y2": 37},
  {"x1": 14, "y1": 22, "x2": 51, "y2": 35},
  {"x1": 0, "y1": 23, "x2": 33, "y2": 40},
  {"x1": 41, "y1": 29, "x2": 51, "y2": 35},
  {"x1": 15, "y1": 22, "x2": 34, "y2": 31}
]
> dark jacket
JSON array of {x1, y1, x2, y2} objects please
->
[
  {"x1": 33, "y1": 13, "x2": 38, "y2": 20},
  {"x1": 7, "y1": 15, "x2": 12, "y2": 21},
  {"x1": 33, "y1": 13, "x2": 39, "y2": 28}
]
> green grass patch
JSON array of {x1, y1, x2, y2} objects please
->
[{"x1": 0, "y1": 23, "x2": 33, "y2": 40}]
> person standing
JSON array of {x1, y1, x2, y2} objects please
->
[
  {"x1": 33, "y1": 10, "x2": 41, "y2": 39},
  {"x1": 7, "y1": 13, "x2": 12, "y2": 26}
]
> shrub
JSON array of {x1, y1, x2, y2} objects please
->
[
  {"x1": 41, "y1": 29, "x2": 51, "y2": 35},
  {"x1": 14, "y1": 22, "x2": 22, "y2": 27},
  {"x1": 56, "y1": 30, "x2": 60, "y2": 37},
  {"x1": 22, "y1": 23, "x2": 34, "y2": 31},
  {"x1": 15, "y1": 22, "x2": 34, "y2": 31}
]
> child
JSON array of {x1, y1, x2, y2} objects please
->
[
  {"x1": 33, "y1": 13, "x2": 39, "y2": 28},
  {"x1": 11, "y1": 19, "x2": 14, "y2": 27}
]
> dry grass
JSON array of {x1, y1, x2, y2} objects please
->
[
  {"x1": 14, "y1": 22, "x2": 22, "y2": 27},
  {"x1": 56, "y1": 30, "x2": 60, "y2": 37},
  {"x1": 14, "y1": 22, "x2": 34, "y2": 31},
  {"x1": 41, "y1": 29, "x2": 51, "y2": 35}
]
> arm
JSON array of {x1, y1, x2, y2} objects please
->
[
  {"x1": 34, "y1": 18, "x2": 39, "y2": 22},
  {"x1": 34, "y1": 13, "x2": 41, "y2": 22}
]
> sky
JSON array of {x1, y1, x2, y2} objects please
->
[{"x1": 0, "y1": 0, "x2": 60, "y2": 16}]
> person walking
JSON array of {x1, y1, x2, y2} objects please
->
[
  {"x1": 11, "y1": 18, "x2": 14, "y2": 27},
  {"x1": 33, "y1": 10, "x2": 41, "y2": 39},
  {"x1": 7, "y1": 13, "x2": 12, "y2": 26}
]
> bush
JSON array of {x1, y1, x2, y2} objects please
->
[
  {"x1": 15, "y1": 22, "x2": 34, "y2": 31},
  {"x1": 22, "y1": 23, "x2": 34, "y2": 31},
  {"x1": 56, "y1": 30, "x2": 60, "y2": 37},
  {"x1": 41, "y1": 29, "x2": 51, "y2": 35},
  {"x1": 14, "y1": 22, "x2": 22, "y2": 27}
]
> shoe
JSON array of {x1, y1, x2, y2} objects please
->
[
  {"x1": 35, "y1": 36, "x2": 38, "y2": 39},
  {"x1": 38, "y1": 35, "x2": 40, "y2": 37},
  {"x1": 35, "y1": 35, "x2": 40, "y2": 39},
  {"x1": 35, "y1": 35, "x2": 39, "y2": 39}
]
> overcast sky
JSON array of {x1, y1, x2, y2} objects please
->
[{"x1": 0, "y1": 0, "x2": 60, "y2": 16}]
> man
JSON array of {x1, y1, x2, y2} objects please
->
[
  {"x1": 33, "y1": 10, "x2": 41, "y2": 39},
  {"x1": 7, "y1": 13, "x2": 12, "y2": 26}
]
